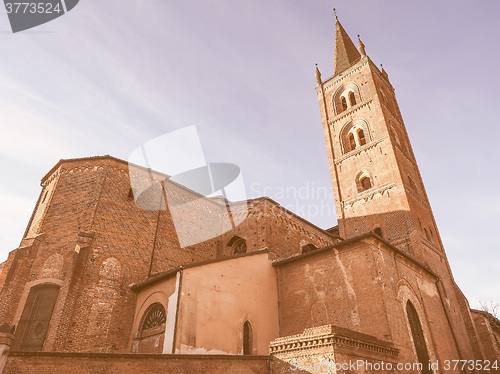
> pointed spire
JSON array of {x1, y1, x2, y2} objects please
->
[
  {"x1": 333, "y1": 16, "x2": 361, "y2": 76},
  {"x1": 357, "y1": 34, "x2": 366, "y2": 57},
  {"x1": 315, "y1": 64, "x2": 322, "y2": 85}
]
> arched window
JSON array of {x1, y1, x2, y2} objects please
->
[
  {"x1": 141, "y1": 303, "x2": 166, "y2": 332},
  {"x1": 349, "y1": 92, "x2": 357, "y2": 106},
  {"x1": 373, "y1": 227, "x2": 383, "y2": 238},
  {"x1": 406, "y1": 301, "x2": 432, "y2": 374},
  {"x1": 228, "y1": 236, "x2": 247, "y2": 255},
  {"x1": 348, "y1": 133, "x2": 356, "y2": 151},
  {"x1": 341, "y1": 96, "x2": 348, "y2": 111},
  {"x1": 301, "y1": 244, "x2": 318, "y2": 254},
  {"x1": 360, "y1": 176, "x2": 372, "y2": 191},
  {"x1": 357, "y1": 129, "x2": 366, "y2": 146},
  {"x1": 243, "y1": 321, "x2": 252, "y2": 355},
  {"x1": 14, "y1": 284, "x2": 60, "y2": 351}
]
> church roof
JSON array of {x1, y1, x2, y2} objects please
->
[{"x1": 333, "y1": 19, "x2": 361, "y2": 76}]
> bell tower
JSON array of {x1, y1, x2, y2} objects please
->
[
  {"x1": 316, "y1": 18, "x2": 484, "y2": 360},
  {"x1": 316, "y1": 17, "x2": 443, "y2": 262}
]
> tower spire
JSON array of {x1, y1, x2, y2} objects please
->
[
  {"x1": 333, "y1": 16, "x2": 361, "y2": 76},
  {"x1": 357, "y1": 34, "x2": 366, "y2": 57},
  {"x1": 315, "y1": 64, "x2": 322, "y2": 85}
]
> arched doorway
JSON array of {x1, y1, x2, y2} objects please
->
[{"x1": 14, "y1": 284, "x2": 60, "y2": 351}]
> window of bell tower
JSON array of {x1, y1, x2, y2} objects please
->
[
  {"x1": 341, "y1": 96, "x2": 348, "y2": 111},
  {"x1": 360, "y1": 177, "x2": 372, "y2": 191},
  {"x1": 349, "y1": 92, "x2": 356, "y2": 106},
  {"x1": 357, "y1": 129, "x2": 366, "y2": 146},
  {"x1": 348, "y1": 133, "x2": 356, "y2": 151}
]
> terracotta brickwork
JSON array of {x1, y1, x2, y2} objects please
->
[
  {"x1": 274, "y1": 235, "x2": 466, "y2": 371},
  {"x1": 0, "y1": 156, "x2": 336, "y2": 355},
  {"x1": 3, "y1": 352, "x2": 270, "y2": 374}
]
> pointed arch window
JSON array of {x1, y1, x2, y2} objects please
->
[
  {"x1": 349, "y1": 92, "x2": 357, "y2": 106},
  {"x1": 357, "y1": 129, "x2": 366, "y2": 146},
  {"x1": 406, "y1": 301, "x2": 432, "y2": 374},
  {"x1": 341, "y1": 96, "x2": 348, "y2": 111},
  {"x1": 373, "y1": 227, "x2": 383, "y2": 238},
  {"x1": 243, "y1": 321, "x2": 252, "y2": 355},
  {"x1": 348, "y1": 133, "x2": 356, "y2": 151}
]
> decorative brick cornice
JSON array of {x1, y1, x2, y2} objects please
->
[
  {"x1": 321, "y1": 59, "x2": 369, "y2": 91},
  {"x1": 269, "y1": 325, "x2": 398, "y2": 357},
  {"x1": 342, "y1": 182, "x2": 397, "y2": 207},
  {"x1": 334, "y1": 138, "x2": 384, "y2": 165},
  {"x1": 327, "y1": 99, "x2": 373, "y2": 126}
]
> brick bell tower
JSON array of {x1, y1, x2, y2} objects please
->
[
  {"x1": 316, "y1": 16, "x2": 484, "y2": 360},
  {"x1": 316, "y1": 16, "x2": 443, "y2": 262}
]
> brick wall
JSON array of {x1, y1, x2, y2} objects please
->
[{"x1": 3, "y1": 352, "x2": 271, "y2": 374}]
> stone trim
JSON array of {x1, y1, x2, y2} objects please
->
[
  {"x1": 334, "y1": 137, "x2": 384, "y2": 165},
  {"x1": 327, "y1": 99, "x2": 373, "y2": 126},
  {"x1": 270, "y1": 325, "x2": 398, "y2": 357},
  {"x1": 342, "y1": 182, "x2": 396, "y2": 207}
]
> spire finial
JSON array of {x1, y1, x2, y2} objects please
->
[
  {"x1": 357, "y1": 34, "x2": 366, "y2": 57},
  {"x1": 380, "y1": 64, "x2": 389, "y2": 81},
  {"x1": 333, "y1": 8, "x2": 338, "y2": 21},
  {"x1": 315, "y1": 63, "x2": 322, "y2": 85}
]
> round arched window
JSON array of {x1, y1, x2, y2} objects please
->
[{"x1": 141, "y1": 303, "x2": 166, "y2": 332}]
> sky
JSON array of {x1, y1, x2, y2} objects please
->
[{"x1": 0, "y1": 0, "x2": 498, "y2": 308}]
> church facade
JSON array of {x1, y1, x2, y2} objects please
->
[{"x1": 0, "y1": 19, "x2": 498, "y2": 374}]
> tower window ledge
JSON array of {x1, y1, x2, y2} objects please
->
[
  {"x1": 329, "y1": 99, "x2": 373, "y2": 125},
  {"x1": 335, "y1": 138, "x2": 384, "y2": 165},
  {"x1": 344, "y1": 181, "x2": 396, "y2": 207}
]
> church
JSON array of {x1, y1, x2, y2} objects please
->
[{"x1": 0, "y1": 18, "x2": 498, "y2": 374}]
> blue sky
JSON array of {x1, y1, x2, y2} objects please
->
[{"x1": 0, "y1": 0, "x2": 498, "y2": 307}]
